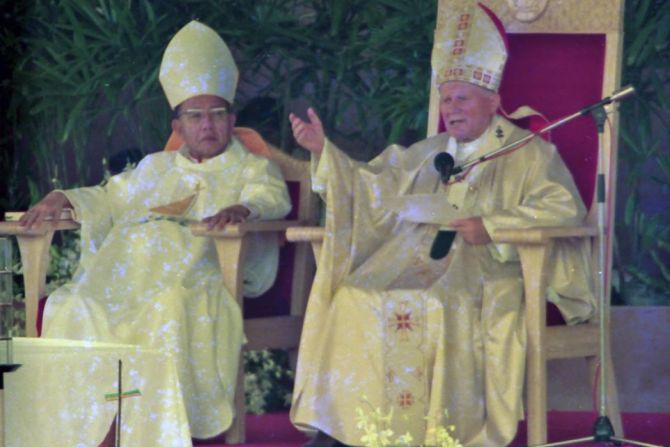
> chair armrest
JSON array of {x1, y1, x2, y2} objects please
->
[
  {"x1": 492, "y1": 225, "x2": 597, "y2": 245},
  {"x1": 285, "y1": 226, "x2": 325, "y2": 243},
  {"x1": 1, "y1": 210, "x2": 80, "y2": 235},
  {"x1": 492, "y1": 226, "x2": 597, "y2": 307},
  {"x1": 283, "y1": 225, "x2": 596, "y2": 269},
  {"x1": 190, "y1": 220, "x2": 309, "y2": 305},
  {"x1": 190, "y1": 219, "x2": 307, "y2": 238},
  {"x1": 0, "y1": 220, "x2": 81, "y2": 235},
  {"x1": 285, "y1": 226, "x2": 596, "y2": 245},
  {"x1": 494, "y1": 224, "x2": 599, "y2": 384},
  {"x1": 0, "y1": 211, "x2": 80, "y2": 337},
  {"x1": 286, "y1": 226, "x2": 324, "y2": 266}
]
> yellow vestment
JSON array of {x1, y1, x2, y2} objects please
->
[
  {"x1": 291, "y1": 117, "x2": 595, "y2": 446},
  {"x1": 42, "y1": 137, "x2": 291, "y2": 439}
]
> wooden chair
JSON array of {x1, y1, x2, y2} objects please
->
[
  {"x1": 0, "y1": 130, "x2": 318, "y2": 444},
  {"x1": 288, "y1": 0, "x2": 625, "y2": 445},
  {"x1": 194, "y1": 141, "x2": 318, "y2": 444}
]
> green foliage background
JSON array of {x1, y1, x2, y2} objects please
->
[
  {"x1": 1, "y1": 0, "x2": 438, "y2": 414},
  {"x1": 2, "y1": 0, "x2": 435, "y2": 207},
  {"x1": 0, "y1": 0, "x2": 669, "y2": 412},
  {"x1": 4, "y1": 0, "x2": 666, "y2": 302},
  {"x1": 615, "y1": 0, "x2": 670, "y2": 304}
]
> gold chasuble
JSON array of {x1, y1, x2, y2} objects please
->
[
  {"x1": 290, "y1": 117, "x2": 595, "y2": 446},
  {"x1": 42, "y1": 137, "x2": 291, "y2": 439}
]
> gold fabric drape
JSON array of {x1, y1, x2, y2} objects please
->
[
  {"x1": 42, "y1": 138, "x2": 291, "y2": 439},
  {"x1": 291, "y1": 117, "x2": 594, "y2": 446}
]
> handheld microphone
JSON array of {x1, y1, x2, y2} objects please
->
[
  {"x1": 434, "y1": 152, "x2": 455, "y2": 185},
  {"x1": 430, "y1": 152, "x2": 457, "y2": 259},
  {"x1": 429, "y1": 229, "x2": 456, "y2": 260}
]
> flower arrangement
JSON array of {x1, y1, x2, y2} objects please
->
[
  {"x1": 355, "y1": 399, "x2": 462, "y2": 447},
  {"x1": 243, "y1": 349, "x2": 294, "y2": 414}
]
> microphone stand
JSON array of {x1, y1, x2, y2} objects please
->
[
  {"x1": 525, "y1": 88, "x2": 663, "y2": 447},
  {"x1": 435, "y1": 84, "x2": 662, "y2": 446},
  {"x1": 450, "y1": 85, "x2": 636, "y2": 177}
]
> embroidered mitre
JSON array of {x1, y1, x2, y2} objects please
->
[
  {"x1": 159, "y1": 20, "x2": 239, "y2": 108},
  {"x1": 432, "y1": 1, "x2": 508, "y2": 92}
]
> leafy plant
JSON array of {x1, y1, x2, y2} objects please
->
[
  {"x1": 614, "y1": 0, "x2": 670, "y2": 304},
  {"x1": 8, "y1": 0, "x2": 176, "y2": 204},
  {"x1": 3, "y1": 0, "x2": 437, "y2": 415},
  {"x1": 6, "y1": 0, "x2": 436, "y2": 212},
  {"x1": 243, "y1": 349, "x2": 294, "y2": 414},
  {"x1": 226, "y1": 0, "x2": 435, "y2": 158}
]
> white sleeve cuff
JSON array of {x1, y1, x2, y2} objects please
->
[{"x1": 482, "y1": 216, "x2": 519, "y2": 263}]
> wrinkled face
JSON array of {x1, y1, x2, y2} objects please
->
[
  {"x1": 172, "y1": 94, "x2": 236, "y2": 160},
  {"x1": 438, "y1": 81, "x2": 500, "y2": 142}
]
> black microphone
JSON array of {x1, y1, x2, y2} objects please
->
[
  {"x1": 429, "y1": 229, "x2": 456, "y2": 260},
  {"x1": 434, "y1": 152, "x2": 455, "y2": 185},
  {"x1": 430, "y1": 152, "x2": 457, "y2": 259}
]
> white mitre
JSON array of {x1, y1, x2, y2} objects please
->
[
  {"x1": 159, "y1": 20, "x2": 239, "y2": 109},
  {"x1": 432, "y1": 1, "x2": 508, "y2": 92}
]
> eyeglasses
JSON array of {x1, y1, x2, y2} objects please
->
[{"x1": 178, "y1": 107, "x2": 229, "y2": 125}]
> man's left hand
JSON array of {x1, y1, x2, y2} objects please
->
[
  {"x1": 449, "y1": 216, "x2": 492, "y2": 245},
  {"x1": 202, "y1": 205, "x2": 251, "y2": 230}
]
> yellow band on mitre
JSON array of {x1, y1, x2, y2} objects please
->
[
  {"x1": 159, "y1": 21, "x2": 239, "y2": 109},
  {"x1": 432, "y1": 2, "x2": 507, "y2": 92}
]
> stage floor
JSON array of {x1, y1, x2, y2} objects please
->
[{"x1": 193, "y1": 411, "x2": 670, "y2": 446}]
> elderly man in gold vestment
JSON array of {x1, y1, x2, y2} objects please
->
[
  {"x1": 20, "y1": 21, "x2": 291, "y2": 444},
  {"x1": 288, "y1": 3, "x2": 595, "y2": 446}
]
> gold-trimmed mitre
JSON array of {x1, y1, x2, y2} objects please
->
[
  {"x1": 159, "y1": 20, "x2": 239, "y2": 109},
  {"x1": 432, "y1": 2, "x2": 508, "y2": 92}
]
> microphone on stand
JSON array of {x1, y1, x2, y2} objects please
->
[
  {"x1": 434, "y1": 152, "x2": 455, "y2": 184},
  {"x1": 578, "y1": 84, "x2": 636, "y2": 116},
  {"x1": 609, "y1": 85, "x2": 635, "y2": 102},
  {"x1": 452, "y1": 85, "x2": 637, "y2": 175},
  {"x1": 427, "y1": 85, "x2": 637, "y2": 262},
  {"x1": 430, "y1": 152, "x2": 457, "y2": 259}
]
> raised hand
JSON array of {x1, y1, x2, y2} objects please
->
[
  {"x1": 19, "y1": 191, "x2": 72, "y2": 229},
  {"x1": 289, "y1": 107, "x2": 325, "y2": 155}
]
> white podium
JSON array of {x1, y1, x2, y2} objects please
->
[{"x1": 4, "y1": 337, "x2": 192, "y2": 446}]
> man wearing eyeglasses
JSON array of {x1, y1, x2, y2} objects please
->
[
  {"x1": 19, "y1": 21, "x2": 290, "y2": 445},
  {"x1": 168, "y1": 96, "x2": 254, "y2": 226}
]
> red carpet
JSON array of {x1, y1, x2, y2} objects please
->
[
  {"x1": 193, "y1": 412, "x2": 309, "y2": 446},
  {"x1": 511, "y1": 412, "x2": 670, "y2": 446},
  {"x1": 193, "y1": 411, "x2": 670, "y2": 446}
]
